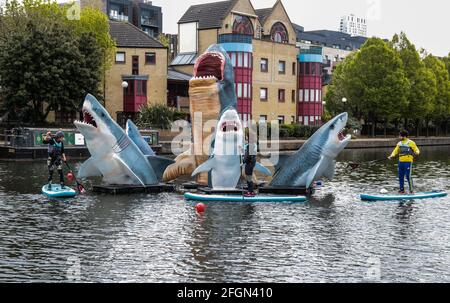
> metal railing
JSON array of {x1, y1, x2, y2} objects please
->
[{"x1": 218, "y1": 34, "x2": 253, "y2": 44}]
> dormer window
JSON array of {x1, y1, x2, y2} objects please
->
[{"x1": 270, "y1": 22, "x2": 289, "y2": 43}]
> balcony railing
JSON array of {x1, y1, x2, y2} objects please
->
[
  {"x1": 141, "y1": 17, "x2": 158, "y2": 27},
  {"x1": 299, "y1": 46, "x2": 323, "y2": 55},
  {"x1": 218, "y1": 34, "x2": 253, "y2": 44},
  {"x1": 109, "y1": 14, "x2": 129, "y2": 22}
]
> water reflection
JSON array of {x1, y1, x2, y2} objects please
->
[{"x1": 0, "y1": 146, "x2": 450, "y2": 282}]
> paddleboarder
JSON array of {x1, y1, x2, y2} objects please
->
[
  {"x1": 388, "y1": 130, "x2": 420, "y2": 194},
  {"x1": 243, "y1": 129, "x2": 257, "y2": 197},
  {"x1": 43, "y1": 131, "x2": 67, "y2": 190}
]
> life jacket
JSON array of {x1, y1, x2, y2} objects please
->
[
  {"x1": 48, "y1": 139, "x2": 63, "y2": 157},
  {"x1": 399, "y1": 140, "x2": 413, "y2": 156}
]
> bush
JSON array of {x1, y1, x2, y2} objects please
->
[
  {"x1": 137, "y1": 104, "x2": 187, "y2": 130},
  {"x1": 257, "y1": 122, "x2": 321, "y2": 139}
]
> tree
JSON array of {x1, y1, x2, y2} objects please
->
[
  {"x1": 0, "y1": 0, "x2": 114, "y2": 124},
  {"x1": 423, "y1": 55, "x2": 450, "y2": 135},
  {"x1": 391, "y1": 32, "x2": 437, "y2": 136},
  {"x1": 325, "y1": 38, "x2": 409, "y2": 136}
]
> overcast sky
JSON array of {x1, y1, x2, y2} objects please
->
[{"x1": 150, "y1": 0, "x2": 448, "y2": 57}]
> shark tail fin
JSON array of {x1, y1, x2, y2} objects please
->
[{"x1": 146, "y1": 155, "x2": 175, "y2": 181}]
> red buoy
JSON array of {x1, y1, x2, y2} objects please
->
[
  {"x1": 66, "y1": 172, "x2": 74, "y2": 182},
  {"x1": 196, "y1": 203, "x2": 206, "y2": 213}
]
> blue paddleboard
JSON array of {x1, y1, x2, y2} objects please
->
[
  {"x1": 360, "y1": 191, "x2": 447, "y2": 202},
  {"x1": 42, "y1": 184, "x2": 77, "y2": 198},
  {"x1": 184, "y1": 192, "x2": 307, "y2": 203}
]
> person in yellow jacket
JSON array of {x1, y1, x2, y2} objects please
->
[{"x1": 388, "y1": 130, "x2": 420, "y2": 194}]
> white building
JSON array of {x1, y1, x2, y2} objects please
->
[{"x1": 339, "y1": 14, "x2": 367, "y2": 37}]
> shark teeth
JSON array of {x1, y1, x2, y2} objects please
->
[
  {"x1": 191, "y1": 75, "x2": 218, "y2": 81},
  {"x1": 221, "y1": 121, "x2": 239, "y2": 132}
]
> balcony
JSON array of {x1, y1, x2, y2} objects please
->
[
  {"x1": 218, "y1": 34, "x2": 253, "y2": 44},
  {"x1": 109, "y1": 13, "x2": 129, "y2": 22},
  {"x1": 299, "y1": 46, "x2": 323, "y2": 55},
  {"x1": 141, "y1": 17, "x2": 158, "y2": 27}
]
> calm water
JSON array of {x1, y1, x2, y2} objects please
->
[{"x1": 0, "y1": 147, "x2": 449, "y2": 283}]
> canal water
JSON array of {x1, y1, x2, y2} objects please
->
[{"x1": 0, "y1": 146, "x2": 449, "y2": 282}]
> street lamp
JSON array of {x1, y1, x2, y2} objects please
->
[
  {"x1": 121, "y1": 81, "x2": 129, "y2": 88},
  {"x1": 342, "y1": 97, "x2": 347, "y2": 112}
]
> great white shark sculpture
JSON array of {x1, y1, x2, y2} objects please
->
[
  {"x1": 270, "y1": 112, "x2": 351, "y2": 188},
  {"x1": 74, "y1": 94, "x2": 173, "y2": 186},
  {"x1": 163, "y1": 44, "x2": 237, "y2": 184},
  {"x1": 191, "y1": 108, "x2": 271, "y2": 190}
]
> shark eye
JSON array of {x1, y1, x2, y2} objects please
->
[{"x1": 330, "y1": 124, "x2": 335, "y2": 130}]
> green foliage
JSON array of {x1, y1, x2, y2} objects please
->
[
  {"x1": 326, "y1": 33, "x2": 450, "y2": 136},
  {"x1": 0, "y1": 0, "x2": 114, "y2": 124},
  {"x1": 278, "y1": 124, "x2": 321, "y2": 138},
  {"x1": 137, "y1": 104, "x2": 187, "y2": 130}
]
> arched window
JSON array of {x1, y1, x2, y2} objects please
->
[
  {"x1": 232, "y1": 15, "x2": 254, "y2": 35},
  {"x1": 270, "y1": 22, "x2": 289, "y2": 43}
]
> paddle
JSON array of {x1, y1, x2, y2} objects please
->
[
  {"x1": 347, "y1": 158, "x2": 388, "y2": 170},
  {"x1": 64, "y1": 161, "x2": 86, "y2": 194}
]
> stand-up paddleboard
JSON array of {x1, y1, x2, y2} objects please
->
[
  {"x1": 361, "y1": 191, "x2": 447, "y2": 202},
  {"x1": 184, "y1": 192, "x2": 307, "y2": 203},
  {"x1": 42, "y1": 184, "x2": 77, "y2": 198}
]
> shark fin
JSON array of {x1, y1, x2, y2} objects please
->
[
  {"x1": 146, "y1": 155, "x2": 175, "y2": 181},
  {"x1": 323, "y1": 160, "x2": 336, "y2": 180},
  {"x1": 305, "y1": 156, "x2": 324, "y2": 188},
  {"x1": 255, "y1": 162, "x2": 272, "y2": 176},
  {"x1": 112, "y1": 154, "x2": 145, "y2": 186},
  {"x1": 78, "y1": 157, "x2": 101, "y2": 178},
  {"x1": 191, "y1": 157, "x2": 215, "y2": 177}
]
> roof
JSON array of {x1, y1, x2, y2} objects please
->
[
  {"x1": 178, "y1": 0, "x2": 237, "y2": 29},
  {"x1": 255, "y1": 8, "x2": 272, "y2": 24},
  {"x1": 109, "y1": 21, "x2": 165, "y2": 48},
  {"x1": 168, "y1": 68, "x2": 193, "y2": 82},
  {"x1": 170, "y1": 52, "x2": 198, "y2": 66},
  {"x1": 294, "y1": 24, "x2": 367, "y2": 51}
]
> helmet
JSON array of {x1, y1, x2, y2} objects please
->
[{"x1": 55, "y1": 131, "x2": 65, "y2": 138}]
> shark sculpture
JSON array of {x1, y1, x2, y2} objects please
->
[
  {"x1": 270, "y1": 113, "x2": 351, "y2": 189},
  {"x1": 74, "y1": 94, "x2": 172, "y2": 186},
  {"x1": 191, "y1": 108, "x2": 271, "y2": 190},
  {"x1": 126, "y1": 119, "x2": 155, "y2": 156},
  {"x1": 163, "y1": 44, "x2": 238, "y2": 184}
]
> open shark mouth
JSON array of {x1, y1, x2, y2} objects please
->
[
  {"x1": 221, "y1": 120, "x2": 239, "y2": 133},
  {"x1": 193, "y1": 51, "x2": 225, "y2": 81},
  {"x1": 75, "y1": 106, "x2": 97, "y2": 128}
]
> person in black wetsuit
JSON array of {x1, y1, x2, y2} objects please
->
[
  {"x1": 43, "y1": 131, "x2": 67, "y2": 190},
  {"x1": 243, "y1": 129, "x2": 257, "y2": 197}
]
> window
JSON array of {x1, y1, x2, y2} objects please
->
[
  {"x1": 278, "y1": 61, "x2": 286, "y2": 74},
  {"x1": 310, "y1": 89, "x2": 315, "y2": 102},
  {"x1": 237, "y1": 83, "x2": 242, "y2": 98},
  {"x1": 132, "y1": 55, "x2": 139, "y2": 75},
  {"x1": 237, "y1": 52, "x2": 243, "y2": 67},
  {"x1": 304, "y1": 89, "x2": 309, "y2": 102},
  {"x1": 278, "y1": 115, "x2": 285, "y2": 125},
  {"x1": 270, "y1": 22, "x2": 289, "y2": 43},
  {"x1": 260, "y1": 88, "x2": 268, "y2": 101},
  {"x1": 291, "y1": 116, "x2": 295, "y2": 124},
  {"x1": 299, "y1": 89, "x2": 303, "y2": 102},
  {"x1": 316, "y1": 89, "x2": 320, "y2": 102},
  {"x1": 291, "y1": 90, "x2": 296, "y2": 103},
  {"x1": 232, "y1": 15, "x2": 254, "y2": 35},
  {"x1": 292, "y1": 62, "x2": 296, "y2": 75},
  {"x1": 145, "y1": 52, "x2": 156, "y2": 64},
  {"x1": 231, "y1": 53, "x2": 237, "y2": 67},
  {"x1": 278, "y1": 89, "x2": 285, "y2": 102},
  {"x1": 115, "y1": 52, "x2": 125, "y2": 63},
  {"x1": 261, "y1": 58, "x2": 268, "y2": 72},
  {"x1": 259, "y1": 115, "x2": 267, "y2": 123}
]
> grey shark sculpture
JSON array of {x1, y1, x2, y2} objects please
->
[
  {"x1": 163, "y1": 44, "x2": 238, "y2": 183},
  {"x1": 74, "y1": 94, "x2": 167, "y2": 186},
  {"x1": 192, "y1": 108, "x2": 271, "y2": 190},
  {"x1": 270, "y1": 113, "x2": 351, "y2": 188},
  {"x1": 126, "y1": 119, "x2": 155, "y2": 156}
]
